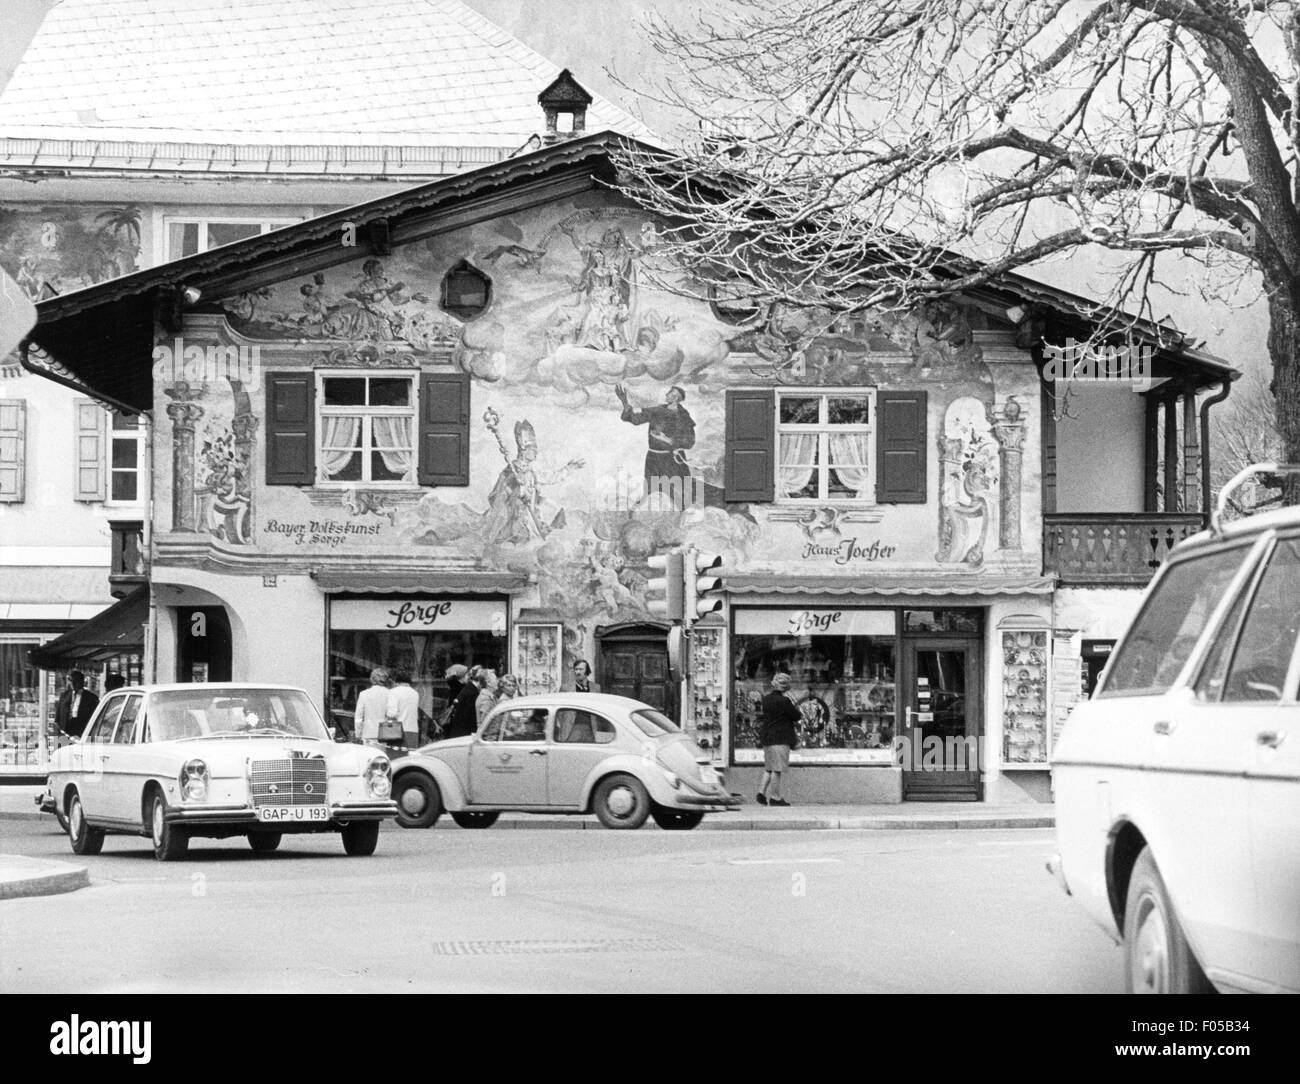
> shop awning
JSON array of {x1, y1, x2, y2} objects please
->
[
  {"x1": 27, "y1": 586, "x2": 148, "y2": 669},
  {"x1": 312, "y1": 571, "x2": 531, "y2": 594},
  {"x1": 724, "y1": 573, "x2": 1056, "y2": 596}
]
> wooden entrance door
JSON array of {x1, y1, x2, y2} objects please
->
[
  {"x1": 599, "y1": 635, "x2": 672, "y2": 714},
  {"x1": 900, "y1": 637, "x2": 983, "y2": 801}
]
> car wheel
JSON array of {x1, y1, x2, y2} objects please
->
[
  {"x1": 449, "y1": 810, "x2": 500, "y2": 829},
  {"x1": 248, "y1": 833, "x2": 282, "y2": 853},
  {"x1": 1124, "y1": 847, "x2": 1212, "y2": 993},
  {"x1": 592, "y1": 774, "x2": 651, "y2": 830},
  {"x1": 651, "y1": 807, "x2": 704, "y2": 831},
  {"x1": 67, "y1": 791, "x2": 104, "y2": 856},
  {"x1": 393, "y1": 772, "x2": 443, "y2": 829},
  {"x1": 149, "y1": 792, "x2": 189, "y2": 862},
  {"x1": 341, "y1": 820, "x2": 380, "y2": 856}
]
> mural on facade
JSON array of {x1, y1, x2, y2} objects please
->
[
  {"x1": 0, "y1": 204, "x2": 141, "y2": 299},
  {"x1": 154, "y1": 195, "x2": 1039, "y2": 656},
  {"x1": 936, "y1": 397, "x2": 1000, "y2": 567}
]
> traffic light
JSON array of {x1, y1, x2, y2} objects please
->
[
  {"x1": 685, "y1": 549, "x2": 724, "y2": 622},
  {"x1": 646, "y1": 550, "x2": 685, "y2": 622}
]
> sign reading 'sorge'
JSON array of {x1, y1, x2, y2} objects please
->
[{"x1": 330, "y1": 598, "x2": 507, "y2": 632}]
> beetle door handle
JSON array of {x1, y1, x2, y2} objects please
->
[
  {"x1": 528, "y1": 749, "x2": 548, "y2": 756},
  {"x1": 1257, "y1": 729, "x2": 1287, "y2": 749},
  {"x1": 1153, "y1": 720, "x2": 1177, "y2": 736}
]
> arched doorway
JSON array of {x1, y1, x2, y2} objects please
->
[
  {"x1": 175, "y1": 606, "x2": 233, "y2": 682},
  {"x1": 595, "y1": 622, "x2": 675, "y2": 718}
]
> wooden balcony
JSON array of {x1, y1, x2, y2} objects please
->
[
  {"x1": 1043, "y1": 513, "x2": 1206, "y2": 586},
  {"x1": 109, "y1": 520, "x2": 147, "y2": 598}
]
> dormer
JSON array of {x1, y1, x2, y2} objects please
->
[{"x1": 538, "y1": 69, "x2": 593, "y2": 145}]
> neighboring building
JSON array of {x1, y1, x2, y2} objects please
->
[
  {"x1": 23, "y1": 121, "x2": 1236, "y2": 803},
  {"x1": 0, "y1": 0, "x2": 646, "y2": 777}
]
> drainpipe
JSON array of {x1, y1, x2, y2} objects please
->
[
  {"x1": 143, "y1": 412, "x2": 158, "y2": 683},
  {"x1": 1200, "y1": 377, "x2": 1235, "y2": 519}
]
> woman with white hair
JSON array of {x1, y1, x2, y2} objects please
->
[{"x1": 473, "y1": 667, "x2": 500, "y2": 725}]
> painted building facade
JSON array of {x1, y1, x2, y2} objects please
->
[{"x1": 25, "y1": 129, "x2": 1236, "y2": 803}]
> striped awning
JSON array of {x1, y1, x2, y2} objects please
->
[
  {"x1": 312, "y1": 571, "x2": 530, "y2": 595},
  {"x1": 724, "y1": 573, "x2": 1056, "y2": 596}
]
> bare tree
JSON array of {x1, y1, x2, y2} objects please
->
[{"x1": 615, "y1": 0, "x2": 1300, "y2": 473}]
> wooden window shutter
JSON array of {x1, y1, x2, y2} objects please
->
[
  {"x1": 876, "y1": 391, "x2": 928, "y2": 503},
  {"x1": 418, "y1": 372, "x2": 470, "y2": 487},
  {"x1": 0, "y1": 399, "x2": 25, "y2": 502},
  {"x1": 265, "y1": 374, "x2": 315, "y2": 485},
  {"x1": 74, "y1": 398, "x2": 107, "y2": 502},
  {"x1": 725, "y1": 389, "x2": 775, "y2": 502}
]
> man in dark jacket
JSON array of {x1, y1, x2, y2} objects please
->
[
  {"x1": 444, "y1": 668, "x2": 481, "y2": 739},
  {"x1": 758, "y1": 672, "x2": 800, "y2": 807},
  {"x1": 55, "y1": 670, "x2": 100, "y2": 739}
]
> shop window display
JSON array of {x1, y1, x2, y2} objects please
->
[
  {"x1": 732, "y1": 610, "x2": 897, "y2": 765},
  {"x1": 1, "y1": 642, "x2": 53, "y2": 770},
  {"x1": 328, "y1": 629, "x2": 502, "y2": 738}
]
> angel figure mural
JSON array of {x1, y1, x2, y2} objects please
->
[
  {"x1": 482, "y1": 408, "x2": 584, "y2": 545},
  {"x1": 560, "y1": 221, "x2": 642, "y2": 351}
]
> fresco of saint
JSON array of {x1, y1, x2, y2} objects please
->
[
  {"x1": 482, "y1": 412, "x2": 583, "y2": 545},
  {"x1": 614, "y1": 383, "x2": 696, "y2": 498}
]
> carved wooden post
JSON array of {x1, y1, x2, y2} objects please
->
[
  {"x1": 995, "y1": 396, "x2": 1026, "y2": 550},
  {"x1": 164, "y1": 381, "x2": 206, "y2": 532}
]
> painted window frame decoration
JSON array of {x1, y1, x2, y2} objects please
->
[
  {"x1": 775, "y1": 389, "x2": 876, "y2": 504},
  {"x1": 314, "y1": 370, "x2": 419, "y2": 487},
  {"x1": 162, "y1": 216, "x2": 299, "y2": 261},
  {"x1": 1001, "y1": 629, "x2": 1050, "y2": 766},
  {"x1": 511, "y1": 624, "x2": 563, "y2": 697}
]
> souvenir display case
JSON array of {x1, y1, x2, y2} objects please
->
[
  {"x1": 687, "y1": 625, "x2": 724, "y2": 759},
  {"x1": 1001, "y1": 629, "x2": 1049, "y2": 764},
  {"x1": 512, "y1": 624, "x2": 562, "y2": 696},
  {"x1": 0, "y1": 641, "x2": 49, "y2": 772}
]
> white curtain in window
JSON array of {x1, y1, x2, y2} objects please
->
[
  {"x1": 371, "y1": 416, "x2": 414, "y2": 477},
  {"x1": 829, "y1": 433, "x2": 870, "y2": 497},
  {"x1": 778, "y1": 433, "x2": 819, "y2": 496},
  {"x1": 320, "y1": 416, "x2": 361, "y2": 478}
]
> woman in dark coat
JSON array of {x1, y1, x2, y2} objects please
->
[
  {"x1": 444, "y1": 669, "x2": 481, "y2": 739},
  {"x1": 758, "y1": 672, "x2": 800, "y2": 807}
]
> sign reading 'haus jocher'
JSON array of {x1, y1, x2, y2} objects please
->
[{"x1": 800, "y1": 537, "x2": 898, "y2": 564}]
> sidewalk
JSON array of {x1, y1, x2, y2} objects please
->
[{"x1": 1, "y1": 783, "x2": 1053, "y2": 831}]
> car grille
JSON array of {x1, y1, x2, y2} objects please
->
[{"x1": 249, "y1": 757, "x2": 328, "y2": 808}]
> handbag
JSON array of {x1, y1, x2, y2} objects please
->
[{"x1": 377, "y1": 718, "x2": 404, "y2": 743}]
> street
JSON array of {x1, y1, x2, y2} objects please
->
[{"x1": 0, "y1": 820, "x2": 1121, "y2": 993}]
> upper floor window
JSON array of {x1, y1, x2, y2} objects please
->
[
  {"x1": 164, "y1": 217, "x2": 297, "y2": 261},
  {"x1": 440, "y1": 260, "x2": 491, "y2": 320},
  {"x1": 316, "y1": 373, "x2": 416, "y2": 486},
  {"x1": 776, "y1": 391, "x2": 874, "y2": 502},
  {"x1": 109, "y1": 412, "x2": 145, "y2": 504}
]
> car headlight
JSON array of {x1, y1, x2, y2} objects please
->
[
  {"x1": 180, "y1": 759, "x2": 209, "y2": 802},
  {"x1": 364, "y1": 756, "x2": 392, "y2": 799}
]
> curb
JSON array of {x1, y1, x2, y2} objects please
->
[
  {"x1": 0, "y1": 857, "x2": 89, "y2": 900},
  {"x1": 444, "y1": 815, "x2": 1054, "y2": 831}
]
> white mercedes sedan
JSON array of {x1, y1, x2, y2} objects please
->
[{"x1": 40, "y1": 684, "x2": 396, "y2": 860}]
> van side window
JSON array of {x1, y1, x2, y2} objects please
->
[
  {"x1": 1100, "y1": 545, "x2": 1250, "y2": 698},
  {"x1": 1221, "y1": 538, "x2": 1300, "y2": 702}
]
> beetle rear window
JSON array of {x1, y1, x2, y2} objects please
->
[{"x1": 629, "y1": 709, "x2": 681, "y2": 736}]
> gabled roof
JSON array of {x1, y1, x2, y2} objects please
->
[
  {"x1": 0, "y1": 0, "x2": 650, "y2": 172},
  {"x1": 23, "y1": 129, "x2": 1236, "y2": 410}
]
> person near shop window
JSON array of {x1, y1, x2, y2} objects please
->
[
  {"x1": 386, "y1": 668, "x2": 420, "y2": 750},
  {"x1": 563, "y1": 659, "x2": 601, "y2": 693},
  {"x1": 758, "y1": 672, "x2": 799, "y2": 807},
  {"x1": 353, "y1": 668, "x2": 391, "y2": 744},
  {"x1": 55, "y1": 670, "x2": 99, "y2": 739},
  {"x1": 104, "y1": 673, "x2": 126, "y2": 692},
  {"x1": 497, "y1": 673, "x2": 521, "y2": 702},
  {"x1": 474, "y1": 668, "x2": 500, "y2": 725},
  {"x1": 445, "y1": 667, "x2": 482, "y2": 739}
]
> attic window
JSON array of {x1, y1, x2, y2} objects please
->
[{"x1": 440, "y1": 260, "x2": 491, "y2": 320}]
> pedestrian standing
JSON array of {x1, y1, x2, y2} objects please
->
[
  {"x1": 55, "y1": 670, "x2": 99, "y2": 739},
  {"x1": 474, "y1": 667, "x2": 500, "y2": 725},
  {"x1": 353, "y1": 667, "x2": 391, "y2": 743},
  {"x1": 386, "y1": 668, "x2": 420, "y2": 749},
  {"x1": 496, "y1": 673, "x2": 520, "y2": 701},
  {"x1": 758, "y1": 672, "x2": 800, "y2": 807},
  {"x1": 445, "y1": 666, "x2": 481, "y2": 739},
  {"x1": 564, "y1": 659, "x2": 601, "y2": 693}
]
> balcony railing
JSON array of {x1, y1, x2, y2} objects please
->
[
  {"x1": 1043, "y1": 513, "x2": 1206, "y2": 586},
  {"x1": 109, "y1": 521, "x2": 147, "y2": 597}
]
